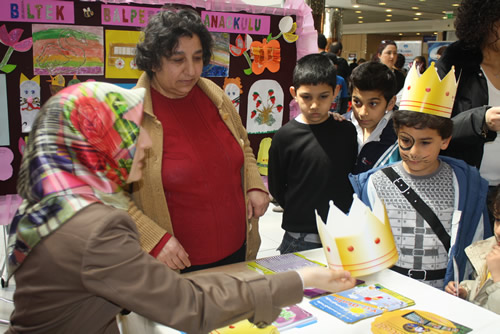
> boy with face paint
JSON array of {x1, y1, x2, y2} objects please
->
[{"x1": 350, "y1": 63, "x2": 492, "y2": 290}]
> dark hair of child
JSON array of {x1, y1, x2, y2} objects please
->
[
  {"x1": 489, "y1": 186, "x2": 500, "y2": 218},
  {"x1": 392, "y1": 110, "x2": 453, "y2": 139},
  {"x1": 293, "y1": 53, "x2": 337, "y2": 90},
  {"x1": 349, "y1": 61, "x2": 397, "y2": 103}
]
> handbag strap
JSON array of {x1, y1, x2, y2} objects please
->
[{"x1": 381, "y1": 167, "x2": 451, "y2": 252}]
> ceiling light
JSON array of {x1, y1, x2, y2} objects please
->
[
  {"x1": 452, "y1": 3, "x2": 460, "y2": 6},
  {"x1": 358, "y1": 16, "x2": 363, "y2": 19},
  {"x1": 413, "y1": 17, "x2": 419, "y2": 20},
  {"x1": 415, "y1": 12, "x2": 422, "y2": 16},
  {"x1": 434, "y1": 32, "x2": 438, "y2": 35},
  {"x1": 442, "y1": 16, "x2": 447, "y2": 19},
  {"x1": 416, "y1": 33, "x2": 421, "y2": 36},
  {"x1": 358, "y1": 20, "x2": 363, "y2": 23},
  {"x1": 355, "y1": 11, "x2": 362, "y2": 13},
  {"x1": 386, "y1": 14, "x2": 392, "y2": 17},
  {"x1": 379, "y1": 2, "x2": 386, "y2": 5},
  {"x1": 385, "y1": 19, "x2": 391, "y2": 22},
  {"x1": 353, "y1": 4, "x2": 360, "y2": 8},
  {"x1": 412, "y1": 7, "x2": 419, "y2": 10},
  {"x1": 399, "y1": 33, "x2": 403, "y2": 36},
  {"x1": 385, "y1": 9, "x2": 392, "y2": 12}
]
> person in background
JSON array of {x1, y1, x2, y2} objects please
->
[
  {"x1": 436, "y1": 0, "x2": 500, "y2": 230},
  {"x1": 349, "y1": 58, "x2": 358, "y2": 72},
  {"x1": 329, "y1": 41, "x2": 351, "y2": 81},
  {"x1": 436, "y1": 45, "x2": 447, "y2": 60},
  {"x1": 411, "y1": 56, "x2": 427, "y2": 74},
  {"x1": 347, "y1": 61, "x2": 399, "y2": 174},
  {"x1": 373, "y1": 40, "x2": 405, "y2": 93},
  {"x1": 130, "y1": 8, "x2": 269, "y2": 272},
  {"x1": 326, "y1": 53, "x2": 349, "y2": 114},
  {"x1": 6, "y1": 81, "x2": 356, "y2": 333},
  {"x1": 268, "y1": 54, "x2": 357, "y2": 254},
  {"x1": 445, "y1": 186, "x2": 500, "y2": 315},
  {"x1": 394, "y1": 53, "x2": 407, "y2": 76},
  {"x1": 358, "y1": 58, "x2": 367, "y2": 65},
  {"x1": 317, "y1": 33, "x2": 327, "y2": 53}
]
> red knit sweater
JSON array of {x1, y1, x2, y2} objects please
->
[{"x1": 151, "y1": 86, "x2": 246, "y2": 265}]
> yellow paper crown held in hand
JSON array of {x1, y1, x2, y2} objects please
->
[
  {"x1": 399, "y1": 62, "x2": 458, "y2": 118},
  {"x1": 316, "y1": 195, "x2": 398, "y2": 277}
]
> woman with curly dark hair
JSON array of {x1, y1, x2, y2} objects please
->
[
  {"x1": 437, "y1": 0, "x2": 500, "y2": 230},
  {"x1": 130, "y1": 7, "x2": 270, "y2": 273}
]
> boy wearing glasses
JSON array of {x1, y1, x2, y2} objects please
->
[{"x1": 350, "y1": 64, "x2": 492, "y2": 290}]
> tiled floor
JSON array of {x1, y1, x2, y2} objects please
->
[{"x1": 256, "y1": 204, "x2": 285, "y2": 258}]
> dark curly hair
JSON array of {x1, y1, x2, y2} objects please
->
[
  {"x1": 393, "y1": 110, "x2": 453, "y2": 140},
  {"x1": 455, "y1": 0, "x2": 500, "y2": 50},
  {"x1": 135, "y1": 7, "x2": 213, "y2": 77}
]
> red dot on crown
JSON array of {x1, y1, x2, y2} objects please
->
[{"x1": 425, "y1": 88, "x2": 431, "y2": 92}]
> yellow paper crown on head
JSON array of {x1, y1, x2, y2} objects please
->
[
  {"x1": 316, "y1": 195, "x2": 398, "y2": 277},
  {"x1": 399, "y1": 62, "x2": 458, "y2": 118}
]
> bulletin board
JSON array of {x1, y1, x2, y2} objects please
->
[{"x1": 0, "y1": 0, "x2": 317, "y2": 195}]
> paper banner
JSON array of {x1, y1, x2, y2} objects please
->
[
  {"x1": 246, "y1": 79, "x2": 283, "y2": 134},
  {"x1": 0, "y1": 74, "x2": 9, "y2": 145},
  {"x1": 0, "y1": 147, "x2": 14, "y2": 181},
  {"x1": 105, "y1": 30, "x2": 142, "y2": 79},
  {"x1": 33, "y1": 24, "x2": 104, "y2": 76},
  {"x1": 0, "y1": 1, "x2": 74, "y2": 24},
  {"x1": 202, "y1": 32, "x2": 230, "y2": 77},
  {"x1": 19, "y1": 73, "x2": 41, "y2": 133},
  {"x1": 223, "y1": 77, "x2": 242, "y2": 113}
]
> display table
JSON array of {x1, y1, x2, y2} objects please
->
[{"x1": 118, "y1": 248, "x2": 500, "y2": 333}]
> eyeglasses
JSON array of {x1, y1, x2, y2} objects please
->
[{"x1": 381, "y1": 40, "x2": 395, "y2": 44}]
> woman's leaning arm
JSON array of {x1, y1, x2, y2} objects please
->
[{"x1": 82, "y1": 209, "x2": 303, "y2": 333}]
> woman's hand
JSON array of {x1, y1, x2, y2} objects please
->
[
  {"x1": 486, "y1": 107, "x2": 500, "y2": 131},
  {"x1": 157, "y1": 236, "x2": 191, "y2": 270},
  {"x1": 247, "y1": 190, "x2": 270, "y2": 219},
  {"x1": 486, "y1": 244, "x2": 500, "y2": 283},
  {"x1": 445, "y1": 281, "x2": 468, "y2": 299},
  {"x1": 297, "y1": 266, "x2": 356, "y2": 293}
]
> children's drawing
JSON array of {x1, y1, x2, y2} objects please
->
[
  {"x1": 19, "y1": 137, "x2": 26, "y2": 156},
  {"x1": 0, "y1": 147, "x2": 13, "y2": 181},
  {"x1": 19, "y1": 74, "x2": 41, "y2": 133},
  {"x1": 0, "y1": 25, "x2": 33, "y2": 74},
  {"x1": 223, "y1": 77, "x2": 243, "y2": 113},
  {"x1": 33, "y1": 24, "x2": 104, "y2": 76},
  {"x1": 0, "y1": 74, "x2": 9, "y2": 146},
  {"x1": 229, "y1": 34, "x2": 253, "y2": 75},
  {"x1": 46, "y1": 74, "x2": 65, "y2": 96},
  {"x1": 202, "y1": 32, "x2": 230, "y2": 77},
  {"x1": 257, "y1": 137, "x2": 272, "y2": 176},
  {"x1": 249, "y1": 38, "x2": 281, "y2": 75},
  {"x1": 246, "y1": 80, "x2": 283, "y2": 134},
  {"x1": 105, "y1": 30, "x2": 142, "y2": 79},
  {"x1": 266, "y1": 16, "x2": 299, "y2": 43}
]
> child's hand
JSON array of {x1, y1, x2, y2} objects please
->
[
  {"x1": 486, "y1": 245, "x2": 500, "y2": 283},
  {"x1": 445, "y1": 281, "x2": 467, "y2": 299},
  {"x1": 297, "y1": 266, "x2": 356, "y2": 293},
  {"x1": 329, "y1": 112, "x2": 346, "y2": 122}
]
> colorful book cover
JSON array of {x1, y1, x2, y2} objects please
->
[
  {"x1": 310, "y1": 284, "x2": 415, "y2": 323},
  {"x1": 272, "y1": 304, "x2": 317, "y2": 331},
  {"x1": 371, "y1": 309, "x2": 473, "y2": 334},
  {"x1": 247, "y1": 253, "x2": 325, "y2": 275},
  {"x1": 209, "y1": 319, "x2": 278, "y2": 333}
]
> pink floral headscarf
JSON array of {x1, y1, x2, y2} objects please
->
[{"x1": 8, "y1": 82, "x2": 145, "y2": 276}]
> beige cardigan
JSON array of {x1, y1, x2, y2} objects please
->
[{"x1": 128, "y1": 73, "x2": 267, "y2": 260}]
